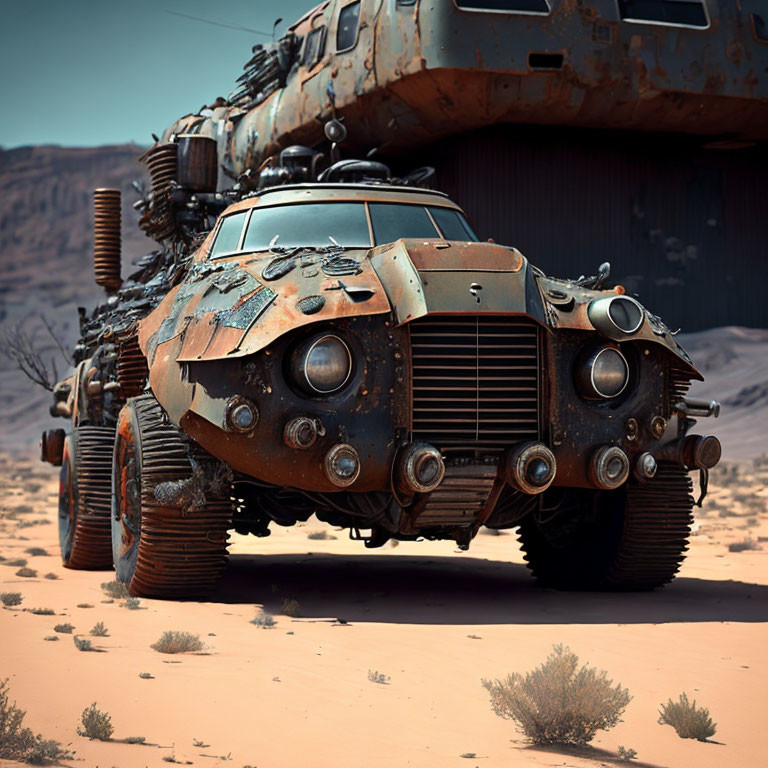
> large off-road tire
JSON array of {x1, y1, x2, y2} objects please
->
[
  {"x1": 111, "y1": 394, "x2": 233, "y2": 599},
  {"x1": 58, "y1": 426, "x2": 116, "y2": 570},
  {"x1": 518, "y1": 463, "x2": 694, "y2": 591}
]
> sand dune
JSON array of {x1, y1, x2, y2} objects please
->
[{"x1": 0, "y1": 452, "x2": 766, "y2": 768}]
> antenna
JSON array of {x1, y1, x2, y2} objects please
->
[
  {"x1": 272, "y1": 17, "x2": 283, "y2": 42},
  {"x1": 164, "y1": 9, "x2": 273, "y2": 37}
]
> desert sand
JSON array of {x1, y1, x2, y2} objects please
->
[{"x1": 0, "y1": 449, "x2": 766, "y2": 768}]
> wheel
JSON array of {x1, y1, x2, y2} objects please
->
[
  {"x1": 111, "y1": 394, "x2": 233, "y2": 598},
  {"x1": 518, "y1": 462, "x2": 694, "y2": 591},
  {"x1": 58, "y1": 426, "x2": 116, "y2": 570}
]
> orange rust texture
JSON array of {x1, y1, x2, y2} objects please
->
[{"x1": 405, "y1": 241, "x2": 524, "y2": 272}]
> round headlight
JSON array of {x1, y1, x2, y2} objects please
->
[
  {"x1": 295, "y1": 334, "x2": 352, "y2": 394},
  {"x1": 588, "y1": 295, "x2": 644, "y2": 340},
  {"x1": 575, "y1": 346, "x2": 629, "y2": 400}
]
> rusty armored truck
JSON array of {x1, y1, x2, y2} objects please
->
[
  {"x1": 42, "y1": 147, "x2": 721, "y2": 598},
  {"x1": 39, "y1": 0, "x2": 739, "y2": 598}
]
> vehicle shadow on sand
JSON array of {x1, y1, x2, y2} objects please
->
[{"x1": 215, "y1": 552, "x2": 768, "y2": 625}]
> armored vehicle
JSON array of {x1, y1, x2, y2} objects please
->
[{"x1": 41, "y1": 145, "x2": 721, "y2": 598}]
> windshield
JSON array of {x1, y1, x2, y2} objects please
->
[
  {"x1": 243, "y1": 202, "x2": 370, "y2": 250},
  {"x1": 211, "y1": 200, "x2": 479, "y2": 256}
]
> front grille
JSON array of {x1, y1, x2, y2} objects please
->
[{"x1": 409, "y1": 315, "x2": 541, "y2": 454}]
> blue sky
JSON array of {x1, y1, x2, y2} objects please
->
[{"x1": 0, "y1": 0, "x2": 316, "y2": 148}]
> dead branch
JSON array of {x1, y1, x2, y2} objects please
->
[
  {"x1": 40, "y1": 313, "x2": 72, "y2": 366},
  {"x1": 0, "y1": 322, "x2": 59, "y2": 391}
]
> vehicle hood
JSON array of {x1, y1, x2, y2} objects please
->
[{"x1": 138, "y1": 238, "x2": 698, "y2": 378}]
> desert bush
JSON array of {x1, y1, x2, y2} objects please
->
[
  {"x1": 0, "y1": 678, "x2": 72, "y2": 763},
  {"x1": 251, "y1": 609, "x2": 276, "y2": 628},
  {"x1": 24, "y1": 548, "x2": 47, "y2": 557},
  {"x1": 77, "y1": 702, "x2": 113, "y2": 740},
  {"x1": 43, "y1": 573, "x2": 58, "y2": 580},
  {"x1": 76, "y1": 603, "x2": 93, "y2": 608},
  {"x1": 281, "y1": 598, "x2": 301, "y2": 617},
  {"x1": 138, "y1": 673, "x2": 154, "y2": 680},
  {"x1": 73, "y1": 636, "x2": 94, "y2": 652},
  {"x1": 481, "y1": 644, "x2": 631, "y2": 746},
  {"x1": 53, "y1": 623, "x2": 73, "y2": 634},
  {"x1": 151, "y1": 631, "x2": 204, "y2": 654},
  {"x1": 1, "y1": 592, "x2": 22, "y2": 607},
  {"x1": 122, "y1": 597, "x2": 141, "y2": 610},
  {"x1": 728, "y1": 538, "x2": 761, "y2": 553},
  {"x1": 16, "y1": 567, "x2": 37, "y2": 578},
  {"x1": 44, "y1": 635, "x2": 59, "y2": 642},
  {"x1": 3, "y1": 558, "x2": 27, "y2": 567},
  {"x1": 307, "y1": 530, "x2": 330, "y2": 540},
  {"x1": 29, "y1": 608, "x2": 55, "y2": 616},
  {"x1": 123, "y1": 735, "x2": 146, "y2": 744},
  {"x1": 100, "y1": 580, "x2": 129, "y2": 599},
  {"x1": 658, "y1": 693, "x2": 716, "y2": 741},
  {"x1": 90, "y1": 621, "x2": 109, "y2": 637},
  {"x1": 618, "y1": 745, "x2": 638, "y2": 761},
  {"x1": 368, "y1": 670, "x2": 390, "y2": 685}
]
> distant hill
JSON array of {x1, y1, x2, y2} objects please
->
[{"x1": 0, "y1": 144, "x2": 149, "y2": 450}]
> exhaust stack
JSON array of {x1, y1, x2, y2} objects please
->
[{"x1": 93, "y1": 188, "x2": 122, "y2": 292}]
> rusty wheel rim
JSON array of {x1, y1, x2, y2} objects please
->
[
  {"x1": 58, "y1": 436, "x2": 76, "y2": 563},
  {"x1": 112, "y1": 405, "x2": 142, "y2": 584}
]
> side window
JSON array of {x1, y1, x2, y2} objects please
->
[
  {"x1": 210, "y1": 212, "x2": 247, "y2": 257},
  {"x1": 336, "y1": 1, "x2": 361, "y2": 52},
  {"x1": 302, "y1": 25, "x2": 327, "y2": 68},
  {"x1": 618, "y1": 0, "x2": 708, "y2": 28},
  {"x1": 428, "y1": 207, "x2": 479, "y2": 241}
]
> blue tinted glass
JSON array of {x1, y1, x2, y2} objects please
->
[{"x1": 211, "y1": 212, "x2": 246, "y2": 256}]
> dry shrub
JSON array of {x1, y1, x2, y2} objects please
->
[
  {"x1": 1, "y1": 592, "x2": 22, "y2": 607},
  {"x1": 368, "y1": 670, "x2": 390, "y2": 685},
  {"x1": 16, "y1": 568, "x2": 37, "y2": 578},
  {"x1": 728, "y1": 538, "x2": 761, "y2": 553},
  {"x1": 122, "y1": 597, "x2": 141, "y2": 610},
  {"x1": 251, "y1": 609, "x2": 276, "y2": 628},
  {"x1": 0, "y1": 678, "x2": 72, "y2": 763},
  {"x1": 482, "y1": 645, "x2": 631, "y2": 745},
  {"x1": 90, "y1": 622, "x2": 109, "y2": 637},
  {"x1": 100, "y1": 580, "x2": 129, "y2": 599},
  {"x1": 24, "y1": 548, "x2": 47, "y2": 557},
  {"x1": 281, "y1": 598, "x2": 301, "y2": 617},
  {"x1": 53, "y1": 623, "x2": 73, "y2": 634},
  {"x1": 77, "y1": 702, "x2": 113, "y2": 741},
  {"x1": 73, "y1": 636, "x2": 93, "y2": 652},
  {"x1": 658, "y1": 693, "x2": 716, "y2": 741},
  {"x1": 151, "y1": 631, "x2": 204, "y2": 654},
  {"x1": 29, "y1": 608, "x2": 54, "y2": 616}
]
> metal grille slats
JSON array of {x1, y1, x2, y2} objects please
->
[{"x1": 410, "y1": 316, "x2": 541, "y2": 453}]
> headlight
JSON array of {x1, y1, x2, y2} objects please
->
[
  {"x1": 588, "y1": 295, "x2": 644, "y2": 340},
  {"x1": 575, "y1": 346, "x2": 629, "y2": 399},
  {"x1": 292, "y1": 334, "x2": 352, "y2": 394}
]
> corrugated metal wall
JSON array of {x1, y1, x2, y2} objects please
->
[{"x1": 426, "y1": 126, "x2": 768, "y2": 331}]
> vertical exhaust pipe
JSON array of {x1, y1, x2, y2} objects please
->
[{"x1": 93, "y1": 188, "x2": 122, "y2": 292}]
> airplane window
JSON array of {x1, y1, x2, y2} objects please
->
[
  {"x1": 302, "y1": 25, "x2": 327, "y2": 68},
  {"x1": 618, "y1": 0, "x2": 707, "y2": 27},
  {"x1": 337, "y1": 2, "x2": 361, "y2": 52},
  {"x1": 455, "y1": 0, "x2": 550, "y2": 12}
]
